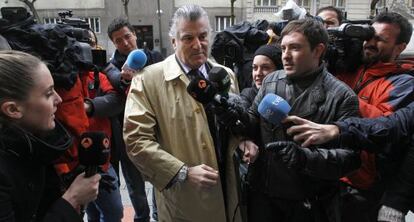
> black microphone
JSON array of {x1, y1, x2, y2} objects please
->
[
  {"x1": 186, "y1": 74, "x2": 217, "y2": 105},
  {"x1": 208, "y1": 66, "x2": 231, "y2": 95},
  {"x1": 78, "y1": 131, "x2": 111, "y2": 177}
]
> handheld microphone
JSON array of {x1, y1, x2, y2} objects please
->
[
  {"x1": 208, "y1": 66, "x2": 233, "y2": 106},
  {"x1": 208, "y1": 66, "x2": 231, "y2": 95},
  {"x1": 78, "y1": 131, "x2": 111, "y2": 177},
  {"x1": 121, "y1": 49, "x2": 148, "y2": 71},
  {"x1": 258, "y1": 93, "x2": 291, "y2": 125},
  {"x1": 186, "y1": 75, "x2": 217, "y2": 105}
]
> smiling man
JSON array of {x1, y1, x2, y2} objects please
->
[
  {"x1": 335, "y1": 12, "x2": 414, "y2": 222},
  {"x1": 242, "y1": 18, "x2": 360, "y2": 221},
  {"x1": 123, "y1": 4, "x2": 241, "y2": 222}
]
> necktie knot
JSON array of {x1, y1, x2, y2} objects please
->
[{"x1": 187, "y1": 69, "x2": 202, "y2": 80}]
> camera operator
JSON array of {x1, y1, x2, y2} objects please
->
[
  {"x1": 283, "y1": 101, "x2": 414, "y2": 222},
  {"x1": 236, "y1": 18, "x2": 360, "y2": 222},
  {"x1": 316, "y1": 6, "x2": 343, "y2": 28},
  {"x1": 332, "y1": 12, "x2": 414, "y2": 222}
]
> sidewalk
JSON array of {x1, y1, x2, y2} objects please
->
[{"x1": 119, "y1": 172, "x2": 156, "y2": 222}]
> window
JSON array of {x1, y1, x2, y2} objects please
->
[
  {"x1": 256, "y1": 0, "x2": 278, "y2": 6},
  {"x1": 43, "y1": 17, "x2": 101, "y2": 33},
  {"x1": 297, "y1": 0, "x2": 310, "y2": 7},
  {"x1": 84, "y1": 17, "x2": 100, "y2": 33},
  {"x1": 333, "y1": 0, "x2": 345, "y2": 8},
  {"x1": 43, "y1": 17, "x2": 62, "y2": 24},
  {"x1": 216, "y1": 16, "x2": 232, "y2": 32},
  {"x1": 412, "y1": 0, "x2": 414, "y2": 14}
]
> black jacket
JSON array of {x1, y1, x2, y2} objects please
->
[
  {"x1": 0, "y1": 122, "x2": 79, "y2": 222},
  {"x1": 336, "y1": 102, "x2": 414, "y2": 213},
  {"x1": 246, "y1": 66, "x2": 361, "y2": 200}
]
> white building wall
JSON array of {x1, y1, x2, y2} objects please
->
[
  {"x1": 34, "y1": 0, "x2": 104, "y2": 9},
  {"x1": 174, "y1": 0, "x2": 244, "y2": 8}
]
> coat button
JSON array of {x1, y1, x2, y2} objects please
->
[
  {"x1": 201, "y1": 142, "x2": 207, "y2": 149},
  {"x1": 194, "y1": 108, "x2": 201, "y2": 113}
]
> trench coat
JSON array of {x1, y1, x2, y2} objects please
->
[{"x1": 123, "y1": 55, "x2": 241, "y2": 222}]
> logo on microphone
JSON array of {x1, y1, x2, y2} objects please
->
[
  {"x1": 198, "y1": 79, "x2": 207, "y2": 89},
  {"x1": 103, "y1": 138, "x2": 110, "y2": 148},
  {"x1": 81, "y1": 137, "x2": 93, "y2": 149},
  {"x1": 271, "y1": 96, "x2": 284, "y2": 106}
]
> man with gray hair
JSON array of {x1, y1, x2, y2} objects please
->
[{"x1": 123, "y1": 4, "x2": 241, "y2": 222}]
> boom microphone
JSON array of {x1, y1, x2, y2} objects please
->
[
  {"x1": 78, "y1": 131, "x2": 111, "y2": 177},
  {"x1": 258, "y1": 93, "x2": 291, "y2": 125},
  {"x1": 122, "y1": 49, "x2": 148, "y2": 72}
]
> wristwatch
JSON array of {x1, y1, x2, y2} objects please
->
[{"x1": 176, "y1": 165, "x2": 188, "y2": 183}]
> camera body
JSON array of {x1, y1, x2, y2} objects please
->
[
  {"x1": 0, "y1": 7, "x2": 106, "y2": 89},
  {"x1": 326, "y1": 22, "x2": 374, "y2": 73}
]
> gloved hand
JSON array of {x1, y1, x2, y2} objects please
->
[
  {"x1": 214, "y1": 101, "x2": 246, "y2": 128},
  {"x1": 99, "y1": 174, "x2": 117, "y2": 193},
  {"x1": 265, "y1": 141, "x2": 306, "y2": 170}
]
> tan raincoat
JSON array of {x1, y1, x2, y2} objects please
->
[{"x1": 123, "y1": 55, "x2": 242, "y2": 222}]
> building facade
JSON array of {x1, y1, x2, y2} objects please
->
[{"x1": 0, "y1": 0, "x2": 413, "y2": 58}]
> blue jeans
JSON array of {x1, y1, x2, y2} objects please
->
[
  {"x1": 86, "y1": 165, "x2": 123, "y2": 222},
  {"x1": 120, "y1": 145, "x2": 150, "y2": 222}
]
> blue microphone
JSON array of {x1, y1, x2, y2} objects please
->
[
  {"x1": 122, "y1": 49, "x2": 148, "y2": 71},
  {"x1": 258, "y1": 93, "x2": 291, "y2": 125}
]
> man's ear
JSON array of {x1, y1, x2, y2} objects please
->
[
  {"x1": 394, "y1": 42, "x2": 407, "y2": 58},
  {"x1": 171, "y1": 38, "x2": 176, "y2": 49},
  {"x1": 1, "y1": 101, "x2": 23, "y2": 120},
  {"x1": 313, "y1": 43, "x2": 326, "y2": 61}
]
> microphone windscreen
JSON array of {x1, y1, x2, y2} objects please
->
[
  {"x1": 208, "y1": 66, "x2": 231, "y2": 95},
  {"x1": 78, "y1": 131, "x2": 110, "y2": 166},
  {"x1": 186, "y1": 75, "x2": 217, "y2": 104},
  {"x1": 258, "y1": 93, "x2": 291, "y2": 125},
  {"x1": 124, "y1": 49, "x2": 148, "y2": 71}
]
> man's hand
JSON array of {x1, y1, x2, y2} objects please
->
[
  {"x1": 265, "y1": 141, "x2": 306, "y2": 170},
  {"x1": 283, "y1": 116, "x2": 339, "y2": 147},
  {"x1": 187, "y1": 164, "x2": 219, "y2": 190},
  {"x1": 238, "y1": 140, "x2": 259, "y2": 164},
  {"x1": 120, "y1": 69, "x2": 135, "y2": 82}
]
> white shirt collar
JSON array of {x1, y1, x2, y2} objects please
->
[{"x1": 176, "y1": 56, "x2": 208, "y2": 78}]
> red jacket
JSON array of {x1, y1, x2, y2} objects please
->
[
  {"x1": 337, "y1": 61, "x2": 414, "y2": 189},
  {"x1": 53, "y1": 71, "x2": 117, "y2": 175}
]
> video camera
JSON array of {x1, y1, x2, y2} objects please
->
[
  {"x1": 0, "y1": 7, "x2": 106, "y2": 90},
  {"x1": 325, "y1": 21, "x2": 374, "y2": 73}
]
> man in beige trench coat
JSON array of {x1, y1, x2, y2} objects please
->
[{"x1": 123, "y1": 4, "x2": 242, "y2": 222}]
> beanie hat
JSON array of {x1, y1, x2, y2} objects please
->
[{"x1": 254, "y1": 45, "x2": 283, "y2": 69}]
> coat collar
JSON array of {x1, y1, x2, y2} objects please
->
[
  {"x1": 290, "y1": 67, "x2": 327, "y2": 118},
  {"x1": 162, "y1": 54, "x2": 214, "y2": 82}
]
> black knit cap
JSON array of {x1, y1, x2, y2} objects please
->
[{"x1": 254, "y1": 45, "x2": 283, "y2": 69}]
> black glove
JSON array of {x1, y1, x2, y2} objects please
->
[
  {"x1": 99, "y1": 173, "x2": 117, "y2": 193},
  {"x1": 266, "y1": 141, "x2": 306, "y2": 170}
]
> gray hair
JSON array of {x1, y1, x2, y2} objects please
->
[{"x1": 168, "y1": 4, "x2": 211, "y2": 38}]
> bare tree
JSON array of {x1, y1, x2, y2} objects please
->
[
  {"x1": 19, "y1": 0, "x2": 42, "y2": 23},
  {"x1": 121, "y1": 0, "x2": 130, "y2": 21}
]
